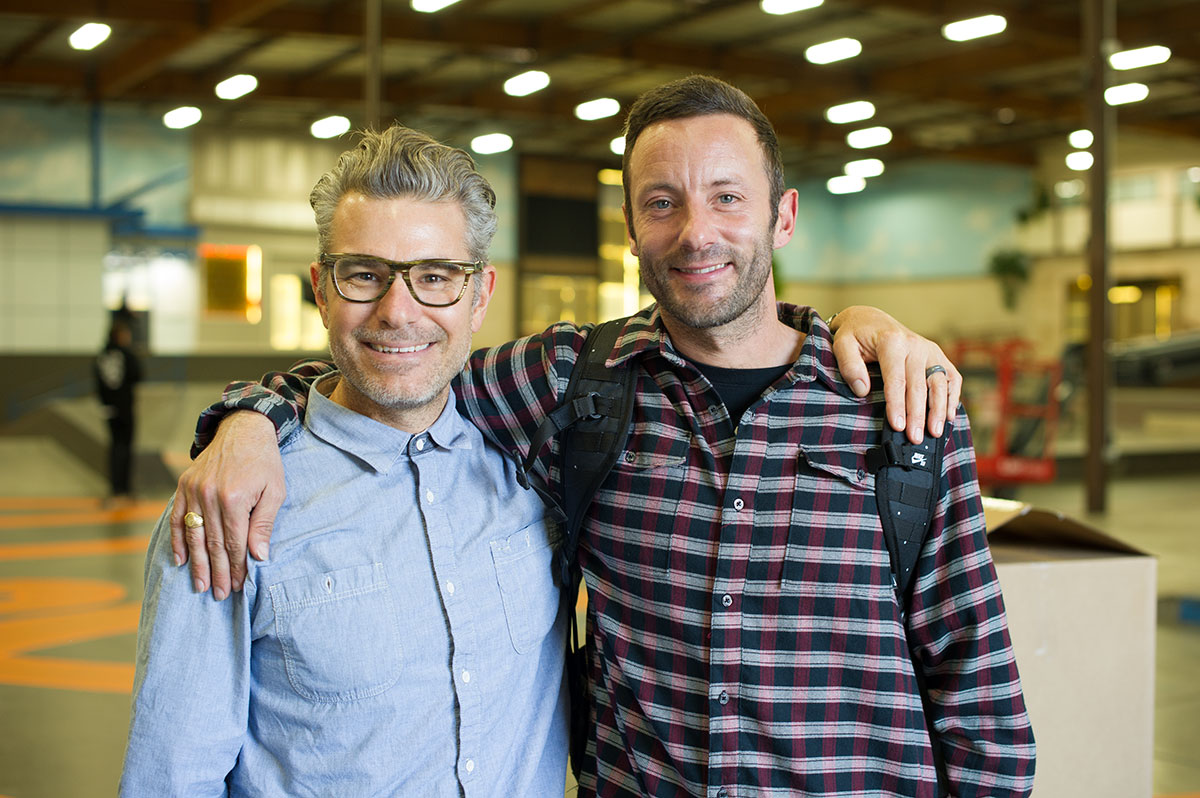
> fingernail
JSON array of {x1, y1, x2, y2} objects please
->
[
  {"x1": 258, "y1": 543, "x2": 269, "y2": 561},
  {"x1": 194, "y1": 578, "x2": 205, "y2": 593},
  {"x1": 233, "y1": 579, "x2": 243, "y2": 592},
  {"x1": 174, "y1": 553, "x2": 183, "y2": 568},
  {"x1": 214, "y1": 586, "x2": 228, "y2": 601},
  {"x1": 933, "y1": 420, "x2": 944, "y2": 436},
  {"x1": 852, "y1": 379, "x2": 867, "y2": 396},
  {"x1": 892, "y1": 414, "x2": 904, "y2": 430}
]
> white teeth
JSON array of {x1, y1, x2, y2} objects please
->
[
  {"x1": 369, "y1": 342, "x2": 429, "y2": 354},
  {"x1": 688, "y1": 263, "x2": 728, "y2": 275}
]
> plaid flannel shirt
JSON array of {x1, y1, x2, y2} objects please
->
[{"x1": 196, "y1": 303, "x2": 1035, "y2": 798}]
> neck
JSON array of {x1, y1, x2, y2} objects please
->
[
  {"x1": 660, "y1": 297, "x2": 804, "y2": 369},
  {"x1": 328, "y1": 377, "x2": 448, "y2": 434}
]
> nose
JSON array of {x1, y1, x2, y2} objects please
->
[
  {"x1": 678, "y1": 202, "x2": 716, "y2": 252},
  {"x1": 372, "y1": 274, "x2": 424, "y2": 327}
]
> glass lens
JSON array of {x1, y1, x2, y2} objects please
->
[
  {"x1": 409, "y1": 262, "x2": 468, "y2": 306},
  {"x1": 332, "y1": 257, "x2": 391, "y2": 301}
]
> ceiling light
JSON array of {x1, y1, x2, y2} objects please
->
[
  {"x1": 69, "y1": 22, "x2": 111, "y2": 51},
  {"x1": 827, "y1": 175, "x2": 866, "y2": 195},
  {"x1": 1105, "y1": 82, "x2": 1149, "y2": 106},
  {"x1": 846, "y1": 126, "x2": 892, "y2": 149},
  {"x1": 942, "y1": 14, "x2": 1007, "y2": 42},
  {"x1": 844, "y1": 158, "x2": 884, "y2": 178},
  {"x1": 470, "y1": 133, "x2": 513, "y2": 155},
  {"x1": 575, "y1": 98, "x2": 620, "y2": 121},
  {"x1": 215, "y1": 74, "x2": 258, "y2": 101},
  {"x1": 162, "y1": 106, "x2": 202, "y2": 130},
  {"x1": 1066, "y1": 151, "x2": 1094, "y2": 171},
  {"x1": 1068, "y1": 129, "x2": 1093, "y2": 149},
  {"x1": 503, "y1": 70, "x2": 550, "y2": 97},
  {"x1": 1187, "y1": 166, "x2": 1200, "y2": 183},
  {"x1": 311, "y1": 115, "x2": 351, "y2": 139},
  {"x1": 598, "y1": 169, "x2": 623, "y2": 186},
  {"x1": 805, "y1": 37, "x2": 861, "y2": 65},
  {"x1": 610, "y1": 136, "x2": 626, "y2": 155},
  {"x1": 760, "y1": 0, "x2": 823, "y2": 15},
  {"x1": 1108, "y1": 285, "x2": 1143, "y2": 304},
  {"x1": 1055, "y1": 179, "x2": 1085, "y2": 199},
  {"x1": 411, "y1": 0, "x2": 460, "y2": 11},
  {"x1": 1109, "y1": 45, "x2": 1170, "y2": 71},
  {"x1": 825, "y1": 100, "x2": 875, "y2": 124}
]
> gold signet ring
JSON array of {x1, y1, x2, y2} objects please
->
[{"x1": 183, "y1": 511, "x2": 205, "y2": 529}]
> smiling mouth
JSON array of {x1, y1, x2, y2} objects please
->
[
  {"x1": 367, "y1": 342, "x2": 431, "y2": 354},
  {"x1": 676, "y1": 262, "x2": 731, "y2": 275}
]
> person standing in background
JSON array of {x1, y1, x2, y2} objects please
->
[{"x1": 95, "y1": 313, "x2": 141, "y2": 504}]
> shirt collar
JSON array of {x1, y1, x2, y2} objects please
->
[
  {"x1": 604, "y1": 302, "x2": 859, "y2": 400},
  {"x1": 304, "y1": 374, "x2": 474, "y2": 473}
]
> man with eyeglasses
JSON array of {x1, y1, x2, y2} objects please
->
[{"x1": 121, "y1": 126, "x2": 569, "y2": 795}]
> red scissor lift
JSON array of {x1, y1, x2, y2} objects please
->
[{"x1": 952, "y1": 339, "x2": 1062, "y2": 489}]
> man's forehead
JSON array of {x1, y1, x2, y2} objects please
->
[{"x1": 628, "y1": 114, "x2": 766, "y2": 192}]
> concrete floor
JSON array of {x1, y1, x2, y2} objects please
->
[{"x1": 0, "y1": 429, "x2": 1197, "y2": 797}]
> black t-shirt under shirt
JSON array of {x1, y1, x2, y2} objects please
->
[{"x1": 686, "y1": 359, "x2": 793, "y2": 423}]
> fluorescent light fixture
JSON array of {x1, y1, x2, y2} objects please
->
[
  {"x1": 1110, "y1": 45, "x2": 1170, "y2": 71},
  {"x1": 1187, "y1": 166, "x2": 1200, "y2": 183},
  {"x1": 1068, "y1": 129, "x2": 1093, "y2": 149},
  {"x1": 1055, "y1": 179, "x2": 1085, "y2": 199},
  {"x1": 844, "y1": 158, "x2": 884, "y2": 178},
  {"x1": 610, "y1": 136, "x2": 626, "y2": 155},
  {"x1": 1105, "y1": 82, "x2": 1149, "y2": 105},
  {"x1": 470, "y1": 133, "x2": 513, "y2": 155},
  {"x1": 942, "y1": 14, "x2": 1007, "y2": 42},
  {"x1": 805, "y1": 37, "x2": 861, "y2": 65},
  {"x1": 162, "y1": 106, "x2": 202, "y2": 129},
  {"x1": 503, "y1": 70, "x2": 550, "y2": 97},
  {"x1": 575, "y1": 98, "x2": 620, "y2": 121},
  {"x1": 760, "y1": 0, "x2": 823, "y2": 15},
  {"x1": 69, "y1": 22, "x2": 111, "y2": 51},
  {"x1": 825, "y1": 100, "x2": 875, "y2": 124},
  {"x1": 1066, "y1": 151, "x2": 1094, "y2": 171},
  {"x1": 846, "y1": 126, "x2": 892, "y2": 149},
  {"x1": 311, "y1": 115, "x2": 351, "y2": 139},
  {"x1": 827, "y1": 175, "x2": 866, "y2": 195},
  {"x1": 215, "y1": 74, "x2": 258, "y2": 100},
  {"x1": 411, "y1": 0, "x2": 460, "y2": 11},
  {"x1": 598, "y1": 169, "x2": 623, "y2": 186},
  {"x1": 1108, "y1": 285, "x2": 1143, "y2": 304}
]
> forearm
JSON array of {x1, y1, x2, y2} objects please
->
[{"x1": 191, "y1": 359, "x2": 335, "y2": 457}]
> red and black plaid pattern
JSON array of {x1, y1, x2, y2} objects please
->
[{"x1": 196, "y1": 303, "x2": 1035, "y2": 797}]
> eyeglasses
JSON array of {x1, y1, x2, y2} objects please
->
[{"x1": 320, "y1": 253, "x2": 484, "y2": 307}]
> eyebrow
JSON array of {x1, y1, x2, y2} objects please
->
[{"x1": 637, "y1": 176, "x2": 746, "y2": 198}]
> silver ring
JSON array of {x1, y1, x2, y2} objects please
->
[
  {"x1": 925, "y1": 365, "x2": 947, "y2": 379},
  {"x1": 183, "y1": 511, "x2": 205, "y2": 529}
]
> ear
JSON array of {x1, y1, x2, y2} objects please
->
[
  {"x1": 623, "y1": 204, "x2": 639, "y2": 257},
  {"x1": 772, "y1": 188, "x2": 799, "y2": 250},
  {"x1": 469, "y1": 264, "x2": 498, "y2": 333},
  {"x1": 311, "y1": 264, "x2": 330, "y2": 328}
]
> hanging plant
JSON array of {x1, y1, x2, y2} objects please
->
[{"x1": 988, "y1": 249, "x2": 1031, "y2": 310}]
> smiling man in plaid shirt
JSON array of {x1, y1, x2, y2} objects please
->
[{"x1": 176, "y1": 76, "x2": 1033, "y2": 796}]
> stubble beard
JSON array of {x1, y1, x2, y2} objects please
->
[
  {"x1": 328, "y1": 324, "x2": 467, "y2": 414},
  {"x1": 639, "y1": 231, "x2": 776, "y2": 331}
]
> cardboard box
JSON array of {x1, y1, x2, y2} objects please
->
[{"x1": 985, "y1": 498, "x2": 1156, "y2": 798}]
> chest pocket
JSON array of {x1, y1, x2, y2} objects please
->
[
  {"x1": 269, "y1": 562, "x2": 402, "y2": 703},
  {"x1": 491, "y1": 522, "x2": 560, "y2": 655},
  {"x1": 782, "y1": 446, "x2": 890, "y2": 596}
]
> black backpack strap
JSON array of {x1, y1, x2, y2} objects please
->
[
  {"x1": 522, "y1": 317, "x2": 636, "y2": 781},
  {"x1": 866, "y1": 426, "x2": 945, "y2": 609},
  {"x1": 866, "y1": 423, "x2": 950, "y2": 795}
]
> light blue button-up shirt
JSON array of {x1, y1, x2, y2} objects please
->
[{"x1": 121, "y1": 376, "x2": 568, "y2": 797}]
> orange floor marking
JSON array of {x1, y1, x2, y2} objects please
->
[
  {"x1": 0, "y1": 536, "x2": 151, "y2": 562},
  {"x1": 0, "y1": 496, "x2": 104, "y2": 511},
  {"x1": 0, "y1": 579, "x2": 140, "y2": 693},
  {"x1": 0, "y1": 503, "x2": 164, "y2": 530}
]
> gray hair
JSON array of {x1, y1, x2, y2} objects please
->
[{"x1": 311, "y1": 125, "x2": 498, "y2": 280}]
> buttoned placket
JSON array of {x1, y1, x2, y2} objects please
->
[{"x1": 410, "y1": 432, "x2": 484, "y2": 793}]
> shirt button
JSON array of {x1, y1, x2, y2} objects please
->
[
  {"x1": 415, "y1": 437, "x2": 425, "y2": 451},
  {"x1": 732, "y1": 497, "x2": 744, "y2": 511},
  {"x1": 857, "y1": 468, "x2": 866, "y2": 480},
  {"x1": 721, "y1": 593, "x2": 733, "y2": 608},
  {"x1": 717, "y1": 789, "x2": 729, "y2": 798},
  {"x1": 624, "y1": 451, "x2": 636, "y2": 463},
  {"x1": 465, "y1": 759, "x2": 475, "y2": 773},
  {"x1": 462, "y1": 669, "x2": 471, "y2": 684},
  {"x1": 718, "y1": 690, "x2": 729, "y2": 705},
  {"x1": 446, "y1": 581, "x2": 455, "y2": 595},
  {"x1": 426, "y1": 489, "x2": 435, "y2": 502}
]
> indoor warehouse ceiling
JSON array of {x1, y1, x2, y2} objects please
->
[{"x1": 1, "y1": 0, "x2": 1198, "y2": 179}]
